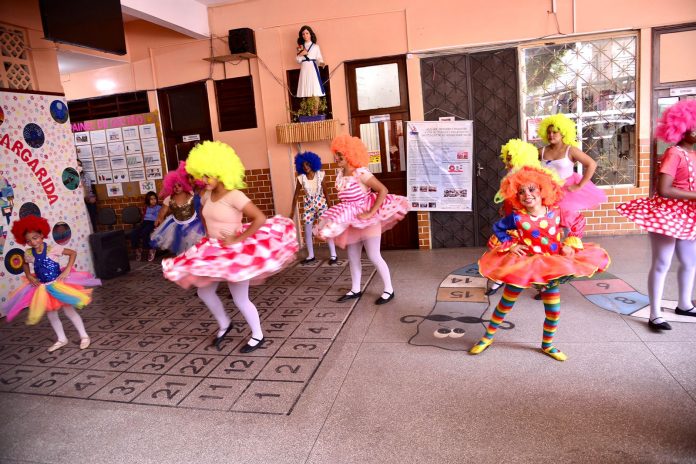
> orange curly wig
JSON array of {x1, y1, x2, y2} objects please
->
[
  {"x1": 331, "y1": 135, "x2": 369, "y2": 168},
  {"x1": 11, "y1": 215, "x2": 50, "y2": 245},
  {"x1": 500, "y1": 166, "x2": 564, "y2": 211}
]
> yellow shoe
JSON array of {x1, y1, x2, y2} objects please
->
[
  {"x1": 542, "y1": 346, "x2": 567, "y2": 361},
  {"x1": 469, "y1": 337, "x2": 493, "y2": 355}
]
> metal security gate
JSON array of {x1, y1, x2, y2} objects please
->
[{"x1": 421, "y1": 48, "x2": 520, "y2": 247}]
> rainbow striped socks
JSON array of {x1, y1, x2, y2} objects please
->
[
  {"x1": 540, "y1": 285, "x2": 567, "y2": 361},
  {"x1": 470, "y1": 284, "x2": 523, "y2": 354}
]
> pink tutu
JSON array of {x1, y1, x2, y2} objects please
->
[
  {"x1": 559, "y1": 172, "x2": 607, "y2": 212},
  {"x1": 162, "y1": 215, "x2": 298, "y2": 289},
  {"x1": 314, "y1": 192, "x2": 409, "y2": 248},
  {"x1": 617, "y1": 195, "x2": 696, "y2": 240}
]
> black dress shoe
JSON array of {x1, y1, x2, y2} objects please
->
[
  {"x1": 328, "y1": 256, "x2": 338, "y2": 265},
  {"x1": 213, "y1": 324, "x2": 233, "y2": 350},
  {"x1": 675, "y1": 306, "x2": 696, "y2": 317},
  {"x1": 375, "y1": 291, "x2": 395, "y2": 305},
  {"x1": 336, "y1": 291, "x2": 362, "y2": 302},
  {"x1": 240, "y1": 337, "x2": 265, "y2": 353},
  {"x1": 301, "y1": 257, "x2": 316, "y2": 264},
  {"x1": 485, "y1": 282, "x2": 503, "y2": 296},
  {"x1": 648, "y1": 318, "x2": 672, "y2": 330}
]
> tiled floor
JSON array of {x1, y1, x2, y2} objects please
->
[{"x1": 1, "y1": 235, "x2": 696, "y2": 463}]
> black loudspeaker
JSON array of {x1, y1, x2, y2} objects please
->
[
  {"x1": 228, "y1": 28, "x2": 256, "y2": 55},
  {"x1": 89, "y1": 230, "x2": 130, "y2": 279}
]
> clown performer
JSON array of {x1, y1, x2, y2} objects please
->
[
  {"x1": 150, "y1": 161, "x2": 206, "y2": 256},
  {"x1": 472, "y1": 166, "x2": 610, "y2": 361},
  {"x1": 315, "y1": 135, "x2": 409, "y2": 305},
  {"x1": 2, "y1": 215, "x2": 101, "y2": 352},
  {"x1": 290, "y1": 151, "x2": 338, "y2": 264},
  {"x1": 537, "y1": 113, "x2": 607, "y2": 232},
  {"x1": 617, "y1": 100, "x2": 696, "y2": 330},
  {"x1": 162, "y1": 141, "x2": 298, "y2": 352}
]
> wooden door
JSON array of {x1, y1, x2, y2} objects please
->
[
  {"x1": 157, "y1": 81, "x2": 213, "y2": 171},
  {"x1": 346, "y1": 56, "x2": 418, "y2": 250}
]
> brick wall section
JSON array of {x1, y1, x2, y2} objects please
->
[
  {"x1": 243, "y1": 168, "x2": 275, "y2": 218},
  {"x1": 417, "y1": 212, "x2": 432, "y2": 249}
]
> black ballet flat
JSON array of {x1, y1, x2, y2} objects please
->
[
  {"x1": 648, "y1": 318, "x2": 672, "y2": 331},
  {"x1": 675, "y1": 306, "x2": 696, "y2": 317},
  {"x1": 336, "y1": 291, "x2": 362, "y2": 303},
  {"x1": 213, "y1": 324, "x2": 233, "y2": 350},
  {"x1": 240, "y1": 336, "x2": 265, "y2": 354},
  {"x1": 301, "y1": 257, "x2": 316, "y2": 264},
  {"x1": 328, "y1": 256, "x2": 338, "y2": 265},
  {"x1": 375, "y1": 291, "x2": 395, "y2": 305},
  {"x1": 485, "y1": 282, "x2": 503, "y2": 296}
]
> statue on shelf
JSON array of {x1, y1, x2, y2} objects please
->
[{"x1": 296, "y1": 25, "x2": 325, "y2": 116}]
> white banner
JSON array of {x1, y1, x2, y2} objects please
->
[{"x1": 406, "y1": 121, "x2": 474, "y2": 211}]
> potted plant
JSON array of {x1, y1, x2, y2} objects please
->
[{"x1": 293, "y1": 97, "x2": 327, "y2": 123}]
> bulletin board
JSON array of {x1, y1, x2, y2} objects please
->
[{"x1": 71, "y1": 111, "x2": 165, "y2": 197}]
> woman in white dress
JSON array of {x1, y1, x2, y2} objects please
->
[{"x1": 296, "y1": 25, "x2": 325, "y2": 109}]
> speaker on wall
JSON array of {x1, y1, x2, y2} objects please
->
[
  {"x1": 89, "y1": 230, "x2": 130, "y2": 279},
  {"x1": 228, "y1": 28, "x2": 256, "y2": 55}
]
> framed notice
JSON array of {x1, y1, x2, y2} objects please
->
[{"x1": 406, "y1": 120, "x2": 474, "y2": 211}]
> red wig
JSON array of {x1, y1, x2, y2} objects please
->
[
  {"x1": 499, "y1": 166, "x2": 564, "y2": 211},
  {"x1": 331, "y1": 135, "x2": 369, "y2": 168},
  {"x1": 11, "y1": 215, "x2": 50, "y2": 245}
]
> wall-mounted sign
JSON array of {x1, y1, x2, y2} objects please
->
[
  {"x1": 670, "y1": 87, "x2": 696, "y2": 97},
  {"x1": 182, "y1": 134, "x2": 200, "y2": 142},
  {"x1": 369, "y1": 114, "x2": 391, "y2": 123}
]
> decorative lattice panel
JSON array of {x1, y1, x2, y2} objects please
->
[{"x1": 0, "y1": 24, "x2": 33, "y2": 90}]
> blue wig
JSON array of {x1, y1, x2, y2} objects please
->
[{"x1": 294, "y1": 151, "x2": 322, "y2": 174}]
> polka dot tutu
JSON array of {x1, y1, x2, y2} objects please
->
[{"x1": 617, "y1": 196, "x2": 696, "y2": 240}]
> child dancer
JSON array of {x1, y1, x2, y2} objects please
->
[
  {"x1": 130, "y1": 191, "x2": 161, "y2": 261},
  {"x1": 315, "y1": 135, "x2": 409, "y2": 305},
  {"x1": 3, "y1": 216, "x2": 100, "y2": 352},
  {"x1": 291, "y1": 151, "x2": 337, "y2": 264},
  {"x1": 150, "y1": 162, "x2": 205, "y2": 256},
  {"x1": 617, "y1": 100, "x2": 696, "y2": 330},
  {"x1": 538, "y1": 113, "x2": 607, "y2": 233},
  {"x1": 472, "y1": 166, "x2": 609, "y2": 361},
  {"x1": 486, "y1": 139, "x2": 563, "y2": 295},
  {"x1": 162, "y1": 141, "x2": 298, "y2": 352}
]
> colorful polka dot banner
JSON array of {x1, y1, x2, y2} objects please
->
[{"x1": 0, "y1": 90, "x2": 94, "y2": 307}]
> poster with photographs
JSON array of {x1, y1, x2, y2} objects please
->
[
  {"x1": 72, "y1": 112, "x2": 165, "y2": 187},
  {"x1": 106, "y1": 183, "x2": 123, "y2": 197},
  {"x1": 139, "y1": 180, "x2": 156, "y2": 194},
  {"x1": 406, "y1": 120, "x2": 474, "y2": 211},
  {"x1": 74, "y1": 131, "x2": 90, "y2": 145}
]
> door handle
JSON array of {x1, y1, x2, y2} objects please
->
[{"x1": 476, "y1": 162, "x2": 484, "y2": 177}]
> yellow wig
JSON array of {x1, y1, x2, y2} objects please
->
[
  {"x1": 331, "y1": 135, "x2": 369, "y2": 168},
  {"x1": 500, "y1": 138, "x2": 540, "y2": 168},
  {"x1": 185, "y1": 141, "x2": 246, "y2": 190},
  {"x1": 537, "y1": 114, "x2": 579, "y2": 147}
]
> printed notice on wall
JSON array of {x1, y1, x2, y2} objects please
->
[{"x1": 406, "y1": 121, "x2": 474, "y2": 211}]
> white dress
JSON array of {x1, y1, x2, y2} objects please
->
[{"x1": 296, "y1": 41, "x2": 325, "y2": 98}]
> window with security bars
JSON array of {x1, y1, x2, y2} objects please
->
[
  {"x1": 521, "y1": 35, "x2": 637, "y2": 186},
  {"x1": 0, "y1": 24, "x2": 34, "y2": 90}
]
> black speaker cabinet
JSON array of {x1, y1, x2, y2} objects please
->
[
  {"x1": 89, "y1": 230, "x2": 130, "y2": 280},
  {"x1": 228, "y1": 28, "x2": 256, "y2": 55}
]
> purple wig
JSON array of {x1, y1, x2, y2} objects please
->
[
  {"x1": 160, "y1": 161, "x2": 193, "y2": 198},
  {"x1": 656, "y1": 100, "x2": 696, "y2": 144},
  {"x1": 294, "y1": 151, "x2": 322, "y2": 175}
]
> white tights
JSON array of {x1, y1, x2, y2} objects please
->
[
  {"x1": 305, "y1": 222, "x2": 336, "y2": 259},
  {"x1": 46, "y1": 306, "x2": 88, "y2": 342},
  {"x1": 197, "y1": 280, "x2": 263, "y2": 342},
  {"x1": 649, "y1": 232, "x2": 696, "y2": 320},
  {"x1": 346, "y1": 235, "x2": 393, "y2": 296}
]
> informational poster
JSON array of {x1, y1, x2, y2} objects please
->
[
  {"x1": 406, "y1": 121, "x2": 474, "y2": 211},
  {"x1": 71, "y1": 112, "x2": 165, "y2": 197}
]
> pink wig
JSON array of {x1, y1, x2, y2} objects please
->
[
  {"x1": 160, "y1": 162, "x2": 193, "y2": 198},
  {"x1": 655, "y1": 100, "x2": 696, "y2": 143}
]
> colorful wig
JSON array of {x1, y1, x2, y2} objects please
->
[
  {"x1": 185, "y1": 141, "x2": 246, "y2": 190},
  {"x1": 537, "y1": 114, "x2": 579, "y2": 147},
  {"x1": 11, "y1": 215, "x2": 50, "y2": 245},
  {"x1": 655, "y1": 100, "x2": 696, "y2": 143},
  {"x1": 331, "y1": 135, "x2": 369, "y2": 168},
  {"x1": 500, "y1": 138, "x2": 541, "y2": 169},
  {"x1": 294, "y1": 151, "x2": 323, "y2": 174},
  {"x1": 160, "y1": 161, "x2": 193, "y2": 199},
  {"x1": 499, "y1": 166, "x2": 564, "y2": 211}
]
